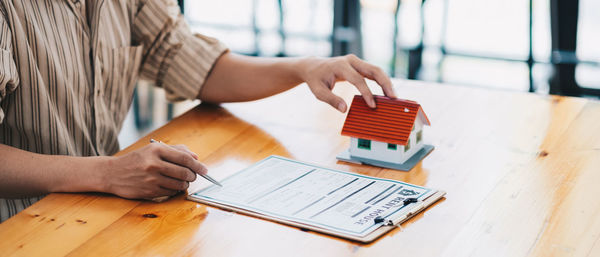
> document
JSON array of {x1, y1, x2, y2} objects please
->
[{"x1": 190, "y1": 156, "x2": 437, "y2": 238}]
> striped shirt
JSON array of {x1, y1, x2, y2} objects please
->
[{"x1": 0, "y1": 0, "x2": 227, "y2": 222}]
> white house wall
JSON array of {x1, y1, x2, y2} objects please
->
[
  {"x1": 349, "y1": 138, "x2": 403, "y2": 163},
  {"x1": 414, "y1": 118, "x2": 423, "y2": 131},
  {"x1": 349, "y1": 129, "x2": 424, "y2": 164},
  {"x1": 400, "y1": 129, "x2": 424, "y2": 163}
]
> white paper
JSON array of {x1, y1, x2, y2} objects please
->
[{"x1": 190, "y1": 156, "x2": 434, "y2": 237}]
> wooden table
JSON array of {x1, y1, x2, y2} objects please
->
[{"x1": 1, "y1": 80, "x2": 600, "y2": 257}]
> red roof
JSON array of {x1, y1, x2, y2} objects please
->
[{"x1": 341, "y1": 95, "x2": 430, "y2": 146}]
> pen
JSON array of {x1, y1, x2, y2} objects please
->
[{"x1": 150, "y1": 139, "x2": 223, "y2": 187}]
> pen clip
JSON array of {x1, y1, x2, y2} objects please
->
[
  {"x1": 374, "y1": 198, "x2": 423, "y2": 226},
  {"x1": 374, "y1": 215, "x2": 404, "y2": 226},
  {"x1": 403, "y1": 197, "x2": 419, "y2": 205}
]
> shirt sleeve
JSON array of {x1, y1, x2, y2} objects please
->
[
  {"x1": 0, "y1": 13, "x2": 19, "y2": 123},
  {"x1": 133, "y1": 0, "x2": 228, "y2": 101}
]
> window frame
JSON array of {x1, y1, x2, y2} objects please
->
[
  {"x1": 357, "y1": 138, "x2": 371, "y2": 150},
  {"x1": 387, "y1": 143, "x2": 397, "y2": 150}
]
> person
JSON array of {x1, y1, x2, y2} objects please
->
[{"x1": 0, "y1": 0, "x2": 395, "y2": 222}]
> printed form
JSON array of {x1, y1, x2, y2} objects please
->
[{"x1": 191, "y1": 156, "x2": 434, "y2": 237}]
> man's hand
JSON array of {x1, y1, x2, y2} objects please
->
[
  {"x1": 297, "y1": 54, "x2": 396, "y2": 113},
  {"x1": 199, "y1": 53, "x2": 396, "y2": 111},
  {"x1": 102, "y1": 143, "x2": 206, "y2": 200}
]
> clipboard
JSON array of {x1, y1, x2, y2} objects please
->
[{"x1": 187, "y1": 156, "x2": 446, "y2": 243}]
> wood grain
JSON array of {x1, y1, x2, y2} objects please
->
[{"x1": 0, "y1": 80, "x2": 599, "y2": 257}]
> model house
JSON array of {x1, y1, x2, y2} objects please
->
[{"x1": 336, "y1": 95, "x2": 433, "y2": 171}]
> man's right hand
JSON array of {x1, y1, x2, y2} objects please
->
[{"x1": 102, "y1": 143, "x2": 207, "y2": 200}]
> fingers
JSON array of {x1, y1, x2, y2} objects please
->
[
  {"x1": 152, "y1": 143, "x2": 208, "y2": 176},
  {"x1": 346, "y1": 54, "x2": 397, "y2": 98},
  {"x1": 309, "y1": 82, "x2": 348, "y2": 112},
  {"x1": 338, "y1": 62, "x2": 376, "y2": 108},
  {"x1": 160, "y1": 161, "x2": 197, "y2": 182},
  {"x1": 144, "y1": 188, "x2": 179, "y2": 200},
  {"x1": 158, "y1": 175, "x2": 190, "y2": 191},
  {"x1": 304, "y1": 55, "x2": 396, "y2": 112},
  {"x1": 171, "y1": 144, "x2": 199, "y2": 160}
]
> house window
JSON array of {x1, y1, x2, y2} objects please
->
[
  {"x1": 416, "y1": 130, "x2": 423, "y2": 143},
  {"x1": 387, "y1": 143, "x2": 397, "y2": 150},
  {"x1": 405, "y1": 139, "x2": 411, "y2": 152},
  {"x1": 357, "y1": 139, "x2": 371, "y2": 150}
]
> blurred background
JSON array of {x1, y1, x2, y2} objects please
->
[{"x1": 119, "y1": 0, "x2": 600, "y2": 147}]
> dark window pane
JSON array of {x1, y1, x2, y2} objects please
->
[{"x1": 358, "y1": 139, "x2": 371, "y2": 150}]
